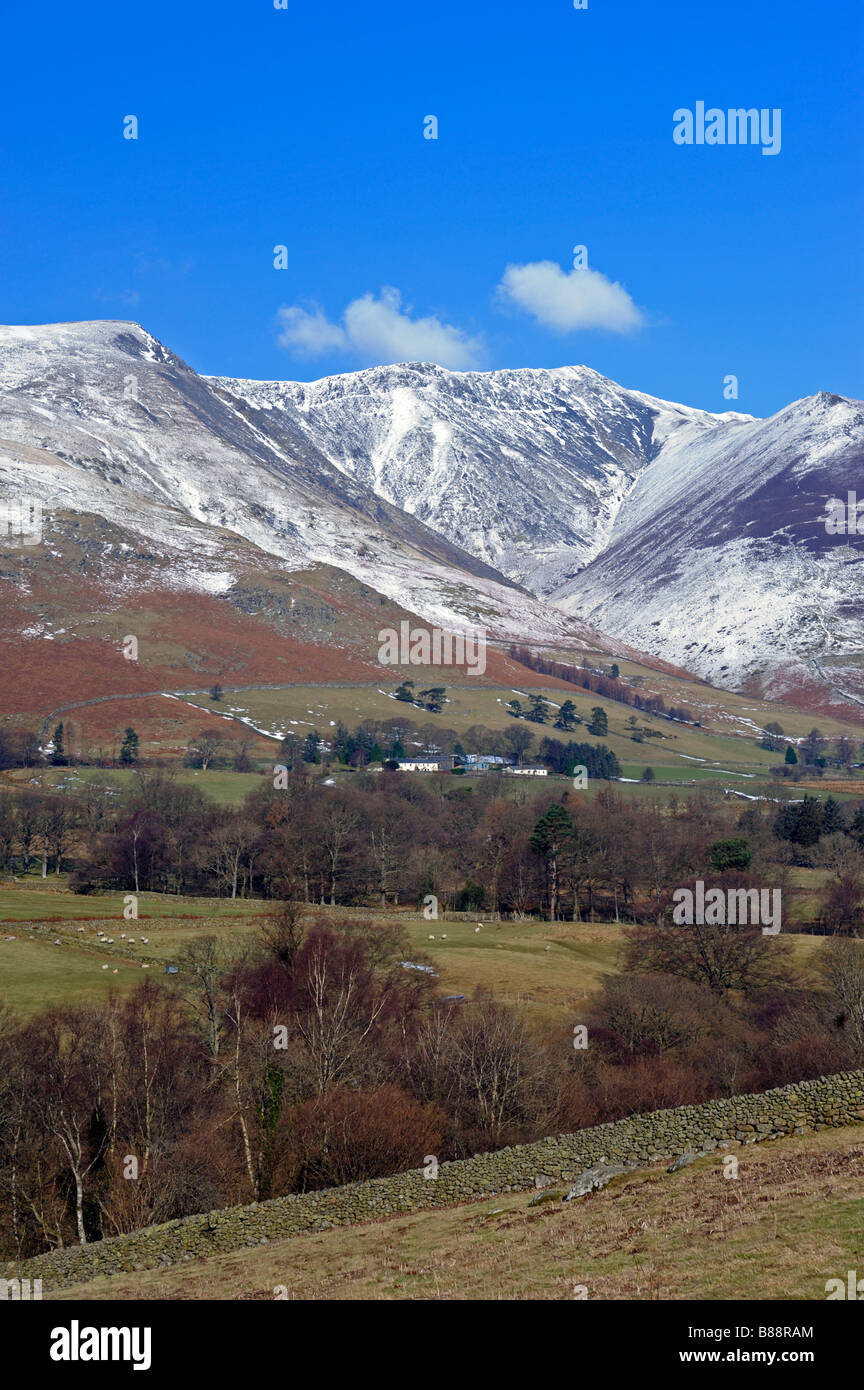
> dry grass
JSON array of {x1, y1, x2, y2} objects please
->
[{"x1": 50, "y1": 1125, "x2": 864, "y2": 1302}]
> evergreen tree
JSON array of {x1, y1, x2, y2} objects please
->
[
  {"x1": 641, "y1": 765, "x2": 655, "y2": 783},
  {"x1": 588, "y1": 706, "x2": 608, "y2": 737},
  {"x1": 554, "y1": 699, "x2": 578, "y2": 731},
  {"x1": 709, "y1": 837, "x2": 752, "y2": 871},
  {"x1": 506, "y1": 699, "x2": 523, "y2": 719},
  {"x1": 332, "y1": 722, "x2": 350, "y2": 761},
  {"x1": 530, "y1": 803, "x2": 573, "y2": 920},
  {"x1": 119, "y1": 727, "x2": 139, "y2": 766},
  {"x1": 394, "y1": 680, "x2": 416, "y2": 703},
  {"x1": 823, "y1": 795, "x2": 843, "y2": 834},
  {"x1": 302, "y1": 732, "x2": 322, "y2": 764},
  {"x1": 610, "y1": 664, "x2": 620, "y2": 679},
  {"x1": 526, "y1": 692, "x2": 548, "y2": 723},
  {"x1": 784, "y1": 745, "x2": 798, "y2": 764},
  {"x1": 418, "y1": 687, "x2": 446, "y2": 713},
  {"x1": 50, "y1": 722, "x2": 66, "y2": 766},
  {"x1": 794, "y1": 795, "x2": 824, "y2": 846}
]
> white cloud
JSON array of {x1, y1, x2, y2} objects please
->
[
  {"x1": 277, "y1": 287, "x2": 482, "y2": 369},
  {"x1": 497, "y1": 260, "x2": 644, "y2": 334},
  {"x1": 277, "y1": 306, "x2": 347, "y2": 356}
]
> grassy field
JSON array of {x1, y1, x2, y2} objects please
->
[
  {"x1": 49, "y1": 1124, "x2": 864, "y2": 1301},
  {"x1": 179, "y1": 674, "x2": 864, "y2": 748},
  {"x1": 4, "y1": 764, "x2": 270, "y2": 808},
  {"x1": 0, "y1": 876, "x2": 838, "y2": 1020},
  {"x1": 174, "y1": 679, "x2": 864, "y2": 794},
  {"x1": 0, "y1": 889, "x2": 628, "y2": 1018}
]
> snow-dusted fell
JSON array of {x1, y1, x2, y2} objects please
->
[
  {"x1": 2, "y1": 320, "x2": 862, "y2": 704},
  {"x1": 555, "y1": 391, "x2": 864, "y2": 700},
  {"x1": 0, "y1": 322, "x2": 594, "y2": 646},
  {"x1": 215, "y1": 362, "x2": 864, "y2": 701},
  {"x1": 213, "y1": 361, "x2": 752, "y2": 594}
]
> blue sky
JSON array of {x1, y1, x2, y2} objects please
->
[{"x1": 1, "y1": 0, "x2": 861, "y2": 416}]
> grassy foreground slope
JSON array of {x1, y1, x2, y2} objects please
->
[{"x1": 50, "y1": 1126, "x2": 864, "y2": 1301}]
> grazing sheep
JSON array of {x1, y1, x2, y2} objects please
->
[
  {"x1": 441, "y1": 934, "x2": 447, "y2": 939},
  {"x1": 428, "y1": 935, "x2": 435, "y2": 940},
  {"x1": 101, "y1": 965, "x2": 109, "y2": 971}
]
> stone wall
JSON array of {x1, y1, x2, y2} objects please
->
[{"x1": 10, "y1": 1069, "x2": 864, "y2": 1292}]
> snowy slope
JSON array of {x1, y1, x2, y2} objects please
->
[
  {"x1": 0, "y1": 322, "x2": 597, "y2": 646},
  {"x1": 2, "y1": 320, "x2": 861, "y2": 701},
  {"x1": 212, "y1": 361, "x2": 752, "y2": 594},
  {"x1": 554, "y1": 392, "x2": 864, "y2": 696}
]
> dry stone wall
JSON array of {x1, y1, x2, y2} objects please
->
[{"x1": 10, "y1": 1069, "x2": 864, "y2": 1291}]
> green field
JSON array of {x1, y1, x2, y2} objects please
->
[
  {"x1": 15, "y1": 765, "x2": 270, "y2": 808},
  {"x1": 176, "y1": 680, "x2": 864, "y2": 791},
  {"x1": 0, "y1": 878, "x2": 835, "y2": 1018}
]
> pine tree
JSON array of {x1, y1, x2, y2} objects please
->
[
  {"x1": 526, "y1": 692, "x2": 548, "y2": 723},
  {"x1": 784, "y1": 745, "x2": 798, "y2": 764},
  {"x1": 119, "y1": 727, "x2": 139, "y2": 765},
  {"x1": 588, "y1": 706, "x2": 608, "y2": 737},
  {"x1": 530, "y1": 803, "x2": 573, "y2": 920},
  {"x1": 823, "y1": 795, "x2": 843, "y2": 834},
  {"x1": 302, "y1": 732, "x2": 322, "y2": 764},
  {"x1": 554, "y1": 699, "x2": 578, "y2": 731},
  {"x1": 50, "y1": 722, "x2": 66, "y2": 766}
]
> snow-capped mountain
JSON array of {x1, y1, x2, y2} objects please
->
[
  {"x1": 2, "y1": 319, "x2": 862, "y2": 708},
  {"x1": 213, "y1": 362, "x2": 752, "y2": 595},
  {"x1": 215, "y1": 361, "x2": 864, "y2": 703},
  {"x1": 555, "y1": 390, "x2": 864, "y2": 702},
  {"x1": 0, "y1": 321, "x2": 595, "y2": 647}
]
